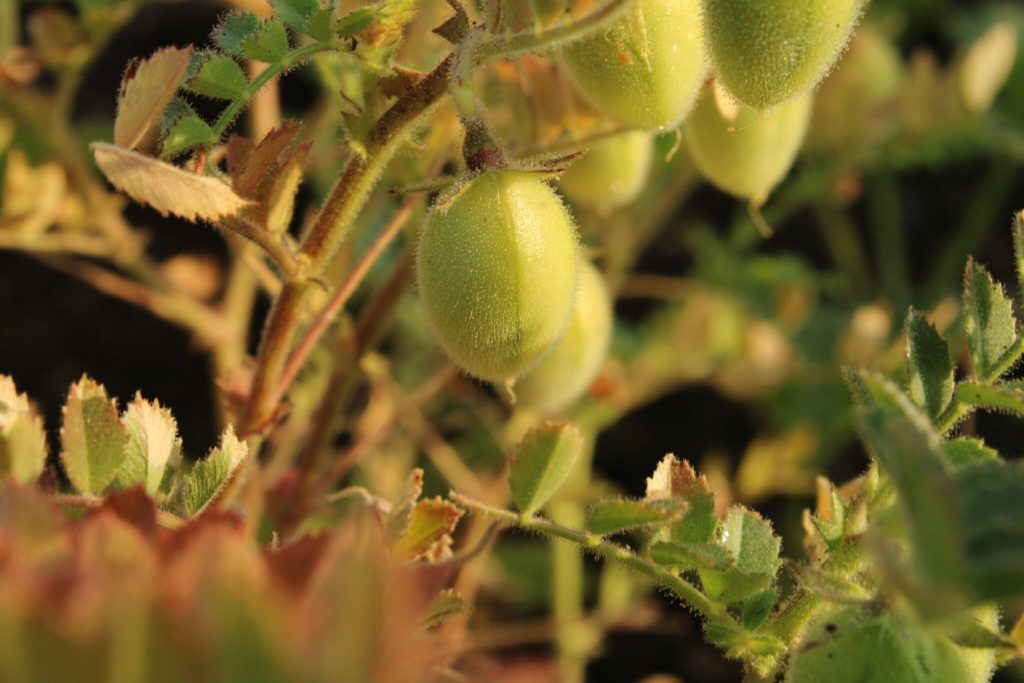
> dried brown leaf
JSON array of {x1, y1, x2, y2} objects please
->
[
  {"x1": 92, "y1": 142, "x2": 250, "y2": 222},
  {"x1": 114, "y1": 46, "x2": 193, "y2": 153}
]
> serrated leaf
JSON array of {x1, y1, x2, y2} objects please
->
[
  {"x1": 789, "y1": 564, "x2": 873, "y2": 605},
  {"x1": 117, "y1": 393, "x2": 181, "y2": 496},
  {"x1": 161, "y1": 111, "x2": 214, "y2": 159},
  {"x1": 229, "y1": 122, "x2": 301, "y2": 198},
  {"x1": 178, "y1": 427, "x2": 247, "y2": 516},
  {"x1": 337, "y1": 8, "x2": 376, "y2": 37},
  {"x1": 587, "y1": 499, "x2": 679, "y2": 536},
  {"x1": 963, "y1": 259, "x2": 1018, "y2": 379},
  {"x1": 392, "y1": 498, "x2": 463, "y2": 562},
  {"x1": 645, "y1": 454, "x2": 718, "y2": 545},
  {"x1": 270, "y1": 0, "x2": 320, "y2": 33},
  {"x1": 244, "y1": 19, "x2": 288, "y2": 63},
  {"x1": 955, "y1": 380, "x2": 1024, "y2": 418},
  {"x1": 92, "y1": 142, "x2": 250, "y2": 222},
  {"x1": 305, "y1": 8, "x2": 333, "y2": 41},
  {"x1": 943, "y1": 437, "x2": 999, "y2": 469},
  {"x1": 212, "y1": 10, "x2": 261, "y2": 57},
  {"x1": 1013, "y1": 210, "x2": 1024, "y2": 301},
  {"x1": 114, "y1": 45, "x2": 193, "y2": 153},
  {"x1": 508, "y1": 423, "x2": 582, "y2": 515},
  {"x1": 905, "y1": 310, "x2": 954, "y2": 418},
  {"x1": 649, "y1": 540, "x2": 733, "y2": 571},
  {"x1": 699, "y1": 507, "x2": 782, "y2": 604},
  {"x1": 742, "y1": 589, "x2": 777, "y2": 630},
  {"x1": 184, "y1": 51, "x2": 248, "y2": 100},
  {"x1": 386, "y1": 468, "x2": 424, "y2": 540},
  {"x1": 0, "y1": 376, "x2": 47, "y2": 484},
  {"x1": 60, "y1": 376, "x2": 129, "y2": 495}
]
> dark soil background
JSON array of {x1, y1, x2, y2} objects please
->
[{"x1": 2, "y1": 1, "x2": 1023, "y2": 681}]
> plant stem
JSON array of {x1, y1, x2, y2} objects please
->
[
  {"x1": 934, "y1": 336, "x2": 1024, "y2": 434},
  {"x1": 451, "y1": 493, "x2": 738, "y2": 627}
]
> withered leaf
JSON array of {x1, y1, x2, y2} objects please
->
[{"x1": 114, "y1": 46, "x2": 193, "y2": 154}]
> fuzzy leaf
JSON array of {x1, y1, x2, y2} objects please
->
[
  {"x1": 260, "y1": 142, "x2": 308, "y2": 234},
  {"x1": 645, "y1": 455, "x2": 717, "y2": 545},
  {"x1": 184, "y1": 52, "x2": 248, "y2": 100},
  {"x1": 955, "y1": 380, "x2": 1024, "y2": 419},
  {"x1": 337, "y1": 8, "x2": 376, "y2": 37},
  {"x1": 700, "y1": 507, "x2": 782, "y2": 604},
  {"x1": 305, "y1": 8, "x2": 333, "y2": 41},
  {"x1": 386, "y1": 468, "x2": 424, "y2": 541},
  {"x1": 943, "y1": 437, "x2": 999, "y2": 469},
  {"x1": 60, "y1": 376, "x2": 129, "y2": 495},
  {"x1": 212, "y1": 11, "x2": 261, "y2": 56},
  {"x1": 270, "y1": 0, "x2": 320, "y2": 33},
  {"x1": 789, "y1": 564, "x2": 873, "y2": 605},
  {"x1": 178, "y1": 427, "x2": 247, "y2": 516},
  {"x1": 742, "y1": 589, "x2": 777, "y2": 631},
  {"x1": 92, "y1": 142, "x2": 249, "y2": 222},
  {"x1": 422, "y1": 589, "x2": 471, "y2": 629},
  {"x1": 1014, "y1": 210, "x2": 1024, "y2": 300},
  {"x1": 244, "y1": 19, "x2": 289, "y2": 63},
  {"x1": 229, "y1": 122, "x2": 302, "y2": 198},
  {"x1": 392, "y1": 498, "x2": 463, "y2": 561},
  {"x1": 649, "y1": 540, "x2": 733, "y2": 572},
  {"x1": 0, "y1": 376, "x2": 47, "y2": 484},
  {"x1": 963, "y1": 259, "x2": 1017, "y2": 379},
  {"x1": 508, "y1": 423, "x2": 582, "y2": 515},
  {"x1": 905, "y1": 310, "x2": 954, "y2": 418},
  {"x1": 161, "y1": 111, "x2": 214, "y2": 158},
  {"x1": 588, "y1": 499, "x2": 679, "y2": 536},
  {"x1": 114, "y1": 45, "x2": 193, "y2": 153},
  {"x1": 117, "y1": 393, "x2": 182, "y2": 496}
]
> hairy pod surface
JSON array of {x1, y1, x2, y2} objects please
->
[
  {"x1": 416, "y1": 171, "x2": 578, "y2": 383},
  {"x1": 702, "y1": 0, "x2": 863, "y2": 110},
  {"x1": 684, "y1": 85, "x2": 812, "y2": 203},
  {"x1": 513, "y1": 260, "x2": 613, "y2": 414},
  {"x1": 562, "y1": 0, "x2": 706, "y2": 131},
  {"x1": 558, "y1": 132, "x2": 654, "y2": 211}
]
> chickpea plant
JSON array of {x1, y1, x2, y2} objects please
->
[{"x1": 1, "y1": 0, "x2": 1023, "y2": 681}]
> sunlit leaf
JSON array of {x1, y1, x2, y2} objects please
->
[
  {"x1": 963, "y1": 259, "x2": 1017, "y2": 379},
  {"x1": 392, "y1": 498, "x2": 463, "y2": 561},
  {"x1": 184, "y1": 51, "x2": 248, "y2": 101},
  {"x1": 905, "y1": 309, "x2": 953, "y2": 418},
  {"x1": 117, "y1": 393, "x2": 182, "y2": 496},
  {"x1": 114, "y1": 45, "x2": 192, "y2": 153},
  {"x1": 587, "y1": 499, "x2": 679, "y2": 536},
  {"x1": 508, "y1": 422, "x2": 582, "y2": 515},
  {"x1": 0, "y1": 376, "x2": 47, "y2": 484},
  {"x1": 60, "y1": 376, "x2": 129, "y2": 495},
  {"x1": 177, "y1": 427, "x2": 248, "y2": 516}
]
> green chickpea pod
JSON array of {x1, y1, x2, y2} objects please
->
[
  {"x1": 562, "y1": 0, "x2": 707, "y2": 131},
  {"x1": 558, "y1": 132, "x2": 654, "y2": 212},
  {"x1": 416, "y1": 170, "x2": 579, "y2": 383},
  {"x1": 684, "y1": 84, "x2": 812, "y2": 204},
  {"x1": 512, "y1": 260, "x2": 614, "y2": 414},
  {"x1": 701, "y1": 0, "x2": 864, "y2": 110}
]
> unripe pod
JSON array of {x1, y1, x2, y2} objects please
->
[
  {"x1": 562, "y1": 0, "x2": 706, "y2": 131},
  {"x1": 684, "y1": 84, "x2": 812, "y2": 203},
  {"x1": 416, "y1": 171, "x2": 578, "y2": 383},
  {"x1": 702, "y1": 0, "x2": 864, "y2": 110},
  {"x1": 558, "y1": 132, "x2": 653, "y2": 211},
  {"x1": 513, "y1": 260, "x2": 613, "y2": 414}
]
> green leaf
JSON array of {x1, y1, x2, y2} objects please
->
[
  {"x1": 855, "y1": 372, "x2": 966, "y2": 593},
  {"x1": 942, "y1": 437, "x2": 999, "y2": 469},
  {"x1": 645, "y1": 455, "x2": 718, "y2": 545},
  {"x1": 392, "y1": 498, "x2": 463, "y2": 561},
  {"x1": 212, "y1": 10, "x2": 261, "y2": 56},
  {"x1": 337, "y1": 8, "x2": 376, "y2": 37},
  {"x1": 649, "y1": 540, "x2": 733, "y2": 571},
  {"x1": 184, "y1": 51, "x2": 249, "y2": 100},
  {"x1": 787, "y1": 610, "x2": 972, "y2": 683},
  {"x1": 742, "y1": 589, "x2": 777, "y2": 630},
  {"x1": 305, "y1": 8, "x2": 333, "y2": 41},
  {"x1": 1012, "y1": 209, "x2": 1024, "y2": 301},
  {"x1": 508, "y1": 422, "x2": 582, "y2": 515},
  {"x1": 59, "y1": 376, "x2": 129, "y2": 495},
  {"x1": 699, "y1": 506, "x2": 782, "y2": 604},
  {"x1": 177, "y1": 427, "x2": 247, "y2": 516},
  {"x1": 587, "y1": 499, "x2": 678, "y2": 536},
  {"x1": 905, "y1": 310, "x2": 954, "y2": 418},
  {"x1": 0, "y1": 376, "x2": 47, "y2": 484},
  {"x1": 270, "y1": 0, "x2": 320, "y2": 33},
  {"x1": 789, "y1": 563, "x2": 873, "y2": 605},
  {"x1": 421, "y1": 589, "x2": 471, "y2": 629},
  {"x1": 160, "y1": 101, "x2": 214, "y2": 158},
  {"x1": 963, "y1": 258, "x2": 1017, "y2": 379},
  {"x1": 955, "y1": 380, "x2": 1024, "y2": 418},
  {"x1": 244, "y1": 19, "x2": 289, "y2": 63},
  {"x1": 117, "y1": 393, "x2": 181, "y2": 496}
]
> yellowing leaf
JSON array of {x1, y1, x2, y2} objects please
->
[
  {"x1": 114, "y1": 46, "x2": 193, "y2": 153},
  {"x1": 392, "y1": 497, "x2": 463, "y2": 562},
  {"x1": 92, "y1": 142, "x2": 250, "y2": 222},
  {"x1": 0, "y1": 375, "x2": 47, "y2": 484},
  {"x1": 0, "y1": 149, "x2": 65, "y2": 238},
  {"x1": 118, "y1": 393, "x2": 182, "y2": 496},
  {"x1": 959, "y1": 22, "x2": 1018, "y2": 114}
]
